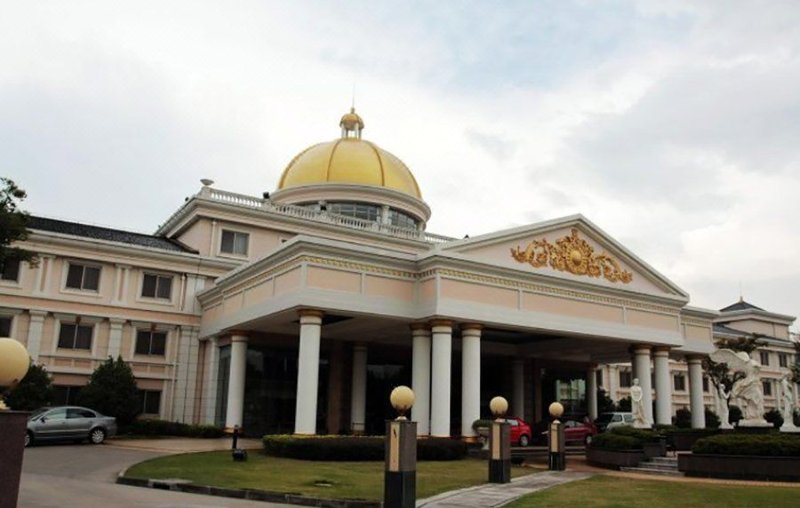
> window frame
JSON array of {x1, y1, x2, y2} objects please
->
[
  {"x1": 138, "y1": 390, "x2": 162, "y2": 415},
  {"x1": 759, "y1": 351, "x2": 770, "y2": 366},
  {"x1": 140, "y1": 272, "x2": 174, "y2": 301},
  {"x1": 64, "y1": 261, "x2": 102, "y2": 293},
  {"x1": 134, "y1": 329, "x2": 168, "y2": 356},
  {"x1": 673, "y1": 373, "x2": 687, "y2": 392},
  {"x1": 219, "y1": 229, "x2": 250, "y2": 257},
  {"x1": 779, "y1": 353, "x2": 788, "y2": 368},
  {"x1": 57, "y1": 322, "x2": 94, "y2": 351},
  {"x1": 0, "y1": 259, "x2": 21, "y2": 283},
  {"x1": 762, "y1": 380, "x2": 773, "y2": 396},
  {"x1": 619, "y1": 370, "x2": 632, "y2": 388},
  {"x1": 0, "y1": 315, "x2": 13, "y2": 337}
]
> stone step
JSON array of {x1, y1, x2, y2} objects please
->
[
  {"x1": 647, "y1": 457, "x2": 678, "y2": 464},
  {"x1": 638, "y1": 463, "x2": 679, "y2": 471},
  {"x1": 619, "y1": 466, "x2": 684, "y2": 477}
]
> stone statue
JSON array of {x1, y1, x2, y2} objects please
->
[
  {"x1": 630, "y1": 378, "x2": 649, "y2": 428},
  {"x1": 710, "y1": 349, "x2": 768, "y2": 427},
  {"x1": 780, "y1": 375, "x2": 798, "y2": 432},
  {"x1": 716, "y1": 383, "x2": 733, "y2": 430}
]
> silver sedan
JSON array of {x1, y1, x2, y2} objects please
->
[{"x1": 26, "y1": 406, "x2": 117, "y2": 447}]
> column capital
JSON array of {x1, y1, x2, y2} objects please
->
[
  {"x1": 28, "y1": 309, "x2": 48, "y2": 320},
  {"x1": 686, "y1": 354, "x2": 705, "y2": 365},
  {"x1": 429, "y1": 319, "x2": 454, "y2": 329},
  {"x1": 298, "y1": 308, "x2": 324, "y2": 319},
  {"x1": 652, "y1": 346, "x2": 670, "y2": 357},
  {"x1": 410, "y1": 322, "x2": 431, "y2": 333},
  {"x1": 460, "y1": 323, "x2": 483, "y2": 332},
  {"x1": 632, "y1": 345, "x2": 652, "y2": 355},
  {"x1": 229, "y1": 332, "x2": 249, "y2": 343}
]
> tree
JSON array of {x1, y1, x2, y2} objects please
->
[
  {"x1": 675, "y1": 407, "x2": 692, "y2": 428},
  {"x1": 77, "y1": 356, "x2": 140, "y2": 425},
  {"x1": 0, "y1": 178, "x2": 37, "y2": 271},
  {"x1": 597, "y1": 388, "x2": 616, "y2": 413},
  {"x1": 764, "y1": 408, "x2": 784, "y2": 429},
  {"x1": 617, "y1": 395, "x2": 631, "y2": 411},
  {"x1": 704, "y1": 408, "x2": 721, "y2": 429},
  {"x1": 4, "y1": 362, "x2": 53, "y2": 410}
]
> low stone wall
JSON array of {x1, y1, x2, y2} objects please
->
[
  {"x1": 585, "y1": 448, "x2": 645, "y2": 470},
  {"x1": 678, "y1": 454, "x2": 800, "y2": 482}
]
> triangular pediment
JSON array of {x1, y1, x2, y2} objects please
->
[{"x1": 435, "y1": 215, "x2": 688, "y2": 300}]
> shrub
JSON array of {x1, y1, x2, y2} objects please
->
[
  {"x1": 675, "y1": 408, "x2": 692, "y2": 428},
  {"x1": 704, "y1": 408, "x2": 721, "y2": 429},
  {"x1": 262, "y1": 435, "x2": 467, "y2": 461},
  {"x1": 692, "y1": 433, "x2": 800, "y2": 457},
  {"x1": 589, "y1": 433, "x2": 643, "y2": 451},
  {"x1": 795, "y1": 409, "x2": 800, "y2": 427},
  {"x1": 617, "y1": 396, "x2": 632, "y2": 411},
  {"x1": 5, "y1": 363, "x2": 53, "y2": 410},
  {"x1": 764, "y1": 408, "x2": 784, "y2": 429},
  {"x1": 607, "y1": 426, "x2": 662, "y2": 442},
  {"x1": 121, "y1": 419, "x2": 225, "y2": 438},
  {"x1": 472, "y1": 419, "x2": 492, "y2": 432},
  {"x1": 77, "y1": 356, "x2": 140, "y2": 425}
]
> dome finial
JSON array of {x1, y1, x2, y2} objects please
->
[{"x1": 340, "y1": 106, "x2": 364, "y2": 139}]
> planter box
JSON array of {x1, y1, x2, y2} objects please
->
[
  {"x1": 642, "y1": 440, "x2": 666, "y2": 459},
  {"x1": 586, "y1": 448, "x2": 645, "y2": 470},
  {"x1": 678, "y1": 453, "x2": 800, "y2": 482},
  {"x1": 671, "y1": 431, "x2": 719, "y2": 451}
]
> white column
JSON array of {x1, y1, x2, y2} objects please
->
[
  {"x1": 294, "y1": 310, "x2": 323, "y2": 435},
  {"x1": 107, "y1": 318, "x2": 125, "y2": 358},
  {"x1": 461, "y1": 324, "x2": 481, "y2": 439},
  {"x1": 173, "y1": 326, "x2": 199, "y2": 423},
  {"x1": 350, "y1": 344, "x2": 367, "y2": 434},
  {"x1": 411, "y1": 325, "x2": 432, "y2": 435},
  {"x1": 512, "y1": 359, "x2": 525, "y2": 418},
  {"x1": 25, "y1": 310, "x2": 47, "y2": 362},
  {"x1": 224, "y1": 334, "x2": 248, "y2": 431},
  {"x1": 430, "y1": 320, "x2": 453, "y2": 437},
  {"x1": 688, "y1": 356, "x2": 706, "y2": 429},
  {"x1": 653, "y1": 347, "x2": 672, "y2": 425},
  {"x1": 203, "y1": 337, "x2": 220, "y2": 425},
  {"x1": 587, "y1": 366, "x2": 598, "y2": 421},
  {"x1": 633, "y1": 346, "x2": 653, "y2": 426}
]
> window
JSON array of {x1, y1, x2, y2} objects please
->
[
  {"x1": 760, "y1": 351, "x2": 770, "y2": 366},
  {"x1": 67, "y1": 408, "x2": 95, "y2": 419},
  {"x1": 596, "y1": 369, "x2": 603, "y2": 387},
  {"x1": 43, "y1": 408, "x2": 67, "y2": 421},
  {"x1": 387, "y1": 209, "x2": 418, "y2": 229},
  {"x1": 0, "y1": 316, "x2": 11, "y2": 336},
  {"x1": 135, "y1": 330, "x2": 166, "y2": 356},
  {"x1": 327, "y1": 202, "x2": 380, "y2": 222},
  {"x1": 141, "y1": 273, "x2": 172, "y2": 300},
  {"x1": 220, "y1": 230, "x2": 249, "y2": 256},
  {"x1": 779, "y1": 353, "x2": 788, "y2": 368},
  {"x1": 138, "y1": 390, "x2": 162, "y2": 415},
  {"x1": 673, "y1": 374, "x2": 686, "y2": 391},
  {"x1": 0, "y1": 259, "x2": 20, "y2": 281},
  {"x1": 58, "y1": 323, "x2": 93, "y2": 350},
  {"x1": 53, "y1": 385, "x2": 82, "y2": 405},
  {"x1": 702, "y1": 376, "x2": 710, "y2": 393},
  {"x1": 619, "y1": 371, "x2": 632, "y2": 388},
  {"x1": 762, "y1": 380, "x2": 773, "y2": 396},
  {"x1": 66, "y1": 263, "x2": 100, "y2": 291}
]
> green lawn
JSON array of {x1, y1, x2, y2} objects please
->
[
  {"x1": 507, "y1": 476, "x2": 800, "y2": 507},
  {"x1": 125, "y1": 451, "x2": 535, "y2": 501}
]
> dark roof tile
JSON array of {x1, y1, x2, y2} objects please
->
[{"x1": 720, "y1": 300, "x2": 765, "y2": 312}]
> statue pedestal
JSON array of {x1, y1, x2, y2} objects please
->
[
  {"x1": 735, "y1": 421, "x2": 772, "y2": 434},
  {"x1": 780, "y1": 424, "x2": 800, "y2": 434}
]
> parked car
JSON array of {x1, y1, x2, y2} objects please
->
[
  {"x1": 594, "y1": 412, "x2": 633, "y2": 432},
  {"x1": 26, "y1": 406, "x2": 117, "y2": 447},
  {"x1": 507, "y1": 416, "x2": 533, "y2": 447},
  {"x1": 538, "y1": 419, "x2": 598, "y2": 445}
]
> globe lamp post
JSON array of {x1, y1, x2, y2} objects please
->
[
  {"x1": 384, "y1": 386, "x2": 417, "y2": 508},
  {"x1": 548, "y1": 401, "x2": 566, "y2": 471},
  {"x1": 0, "y1": 337, "x2": 32, "y2": 508},
  {"x1": 488, "y1": 396, "x2": 511, "y2": 483}
]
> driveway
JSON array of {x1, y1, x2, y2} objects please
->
[{"x1": 19, "y1": 443, "x2": 293, "y2": 508}]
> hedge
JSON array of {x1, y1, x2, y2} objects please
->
[
  {"x1": 692, "y1": 433, "x2": 800, "y2": 457},
  {"x1": 262, "y1": 435, "x2": 467, "y2": 461},
  {"x1": 120, "y1": 419, "x2": 226, "y2": 438},
  {"x1": 589, "y1": 426, "x2": 664, "y2": 451}
]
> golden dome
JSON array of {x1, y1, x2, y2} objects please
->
[{"x1": 277, "y1": 110, "x2": 422, "y2": 198}]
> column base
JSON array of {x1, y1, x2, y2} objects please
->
[
  {"x1": 488, "y1": 459, "x2": 511, "y2": 483},
  {"x1": 384, "y1": 471, "x2": 416, "y2": 508}
]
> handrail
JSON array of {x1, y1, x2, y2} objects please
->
[{"x1": 199, "y1": 188, "x2": 455, "y2": 244}]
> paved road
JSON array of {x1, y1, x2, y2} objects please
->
[{"x1": 19, "y1": 443, "x2": 293, "y2": 508}]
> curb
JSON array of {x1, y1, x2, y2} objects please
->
[{"x1": 116, "y1": 468, "x2": 380, "y2": 508}]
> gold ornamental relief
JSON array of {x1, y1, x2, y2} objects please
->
[{"x1": 510, "y1": 228, "x2": 633, "y2": 284}]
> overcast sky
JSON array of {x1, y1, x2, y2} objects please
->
[{"x1": 3, "y1": 1, "x2": 799, "y2": 323}]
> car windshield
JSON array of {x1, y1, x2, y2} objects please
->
[{"x1": 29, "y1": 407, "x2": 50, "y2": 419}]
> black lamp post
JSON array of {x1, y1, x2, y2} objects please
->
[
  {"x1": 488, "y1": 396, "x2": 511, "y2": 483},
  {"x1": 384, "y1": 385, "x2": 416, "y2": 508}
]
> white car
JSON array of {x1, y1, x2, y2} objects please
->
[{"x1": 595, "y1": 412, "x2": 633, "y2": 432}]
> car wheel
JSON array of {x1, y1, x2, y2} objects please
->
[
  {"x1": 25, "y1": 431, "x2": 33, "y2": 448},
  {"x1": 519, "y1": 434, "x2": 529, "y2": 447},
  {"x1": 89, "y1": 428, "x2": 106, "y2": 445},
  {"x1": 584, "y1": 434, "x2": 593, "y2": 446}
]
